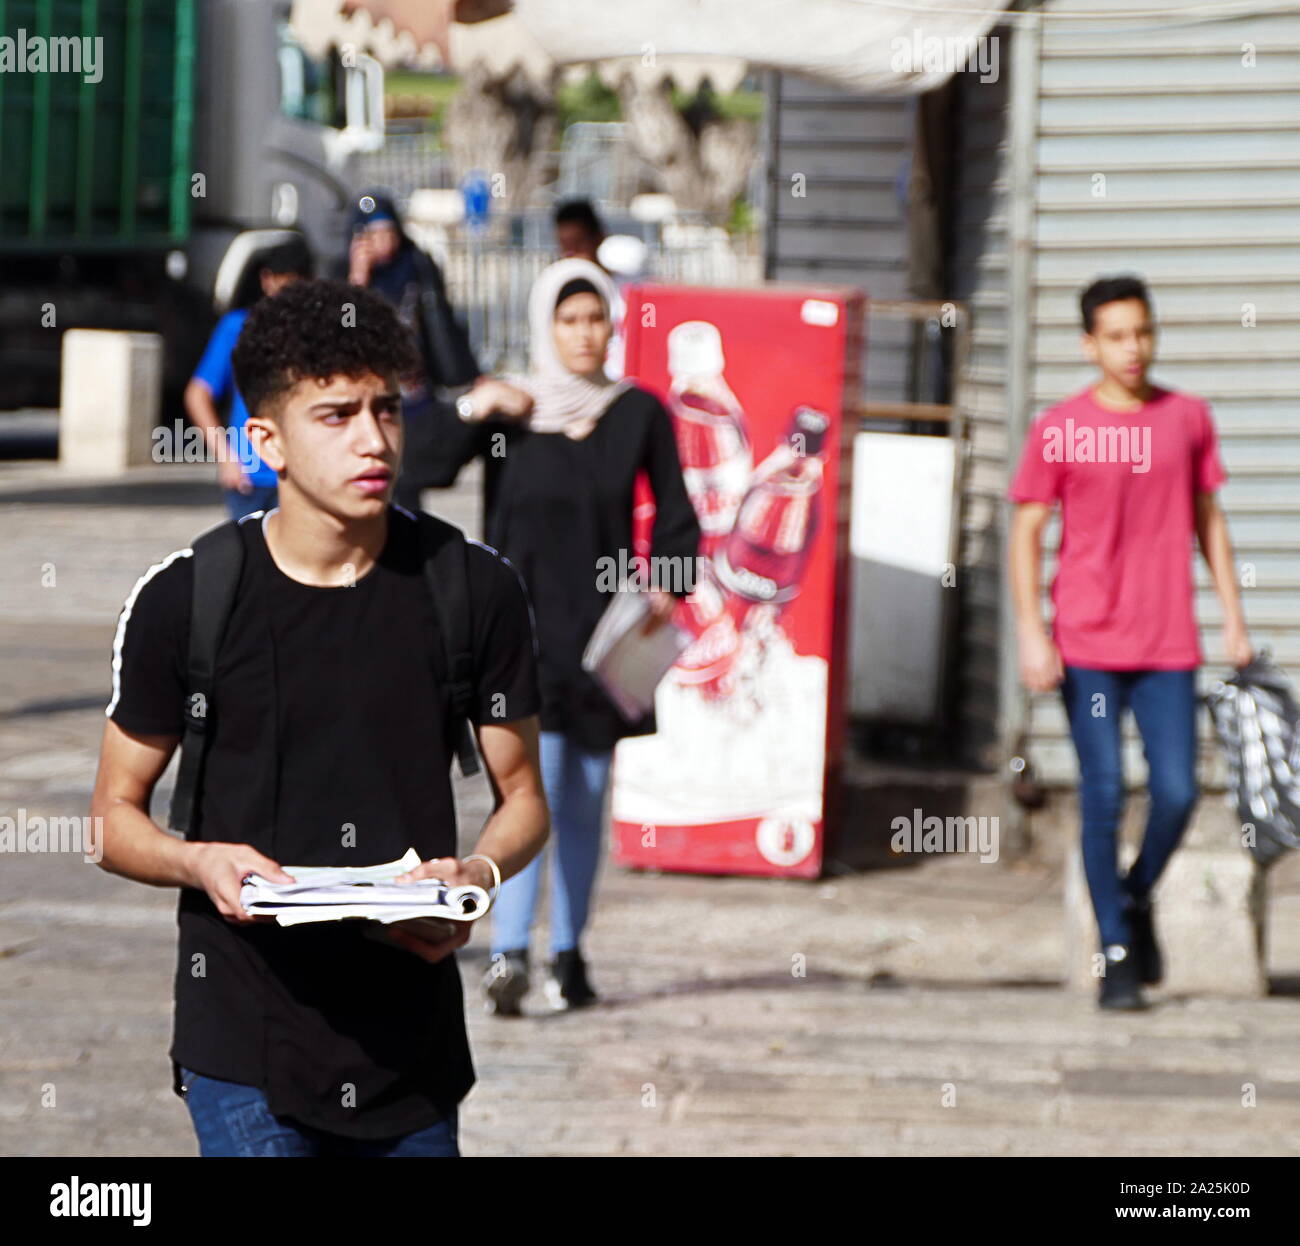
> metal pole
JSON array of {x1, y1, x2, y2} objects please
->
[{"x1": 999, "y1": 7, "x2": 1042, "y2": 859}]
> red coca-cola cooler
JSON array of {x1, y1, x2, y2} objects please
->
[{"x1": 612, "y1": 282, "x2": 865, "y2": 878}]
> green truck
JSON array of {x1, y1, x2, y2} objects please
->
[{"x1": 0, "y1": 0, "x2": 384, "y2": 408}]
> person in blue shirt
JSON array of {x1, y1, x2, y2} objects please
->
[{"x1": 184, "y1": 237, "x2": 313, "y2": 520}]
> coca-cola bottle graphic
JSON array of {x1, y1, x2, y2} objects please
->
[
  {"x1": 666, "y1": 321, "x2": 752, "y2": 564},
  {"x1": 670, "y1": 569, "x2": 741, "y2": 699},
  {"x1": 713, "y1": 405, "x2": 830, "y2": 638},
  {"x1": 675, "y1": 407, "x2": 830, "y2": 704}
]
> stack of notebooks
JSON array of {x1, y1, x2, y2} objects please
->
[{"x1": 240, "y1": 849, "x2": 490, "y2": 928}]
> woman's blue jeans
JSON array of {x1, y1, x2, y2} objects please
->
[
  {"x1": 1060, "y1": 666, "x2": 1200, "y2": 949},
  {"x1": 490, "y1": 730, "x2": 612, "y2": 958}
]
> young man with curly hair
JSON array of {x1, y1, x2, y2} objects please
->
[{"x1": 91, "y1": 279, "x2": 550, "y2": 1156}]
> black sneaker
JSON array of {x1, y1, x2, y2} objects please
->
[
  {"x1": 544, "y1": 948, "x2": 598, "y2": 1011},
  {"x1": 1098, "y1": 943, "x2": 1147, "y2": 1011},
  {"x1": 483, "y1": 950, "x2": 529, "y2": 1016},
  {"x1": 1125, "y1": 897, "x2": 1163, "y2": 985}
]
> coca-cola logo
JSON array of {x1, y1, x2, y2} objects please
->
[
  {"x1": 716, "y1": 556, "x2": 778, "y2": 603},
  {"x1": 755, "y1": 818, "x2": 816, "y2": 866}
]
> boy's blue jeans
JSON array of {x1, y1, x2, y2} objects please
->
[
  {"x1": 1059, "y1": 666, "x2": 1200, "y2": 949},
  {"x1": 181, "y1": 1067, "x2": 460, "y2": 1157}
]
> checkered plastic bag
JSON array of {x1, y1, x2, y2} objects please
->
[{"x1": 1206, "y1": 650, "x2": 1300, "y2": 867}]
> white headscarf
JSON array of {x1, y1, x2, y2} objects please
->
[{"x1": 505, "y1": 258, "x2": 634, "y2": 439}]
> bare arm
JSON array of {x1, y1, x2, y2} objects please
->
[
  {"x1": 90, "y1": 719, "x2": 292, "y2": 921},
  {"x1": 1009, "y1": 501, "x2": 1064, "y2": 692},
  {"x1": 1195, "y1": 491, "x2": 1252, "y2": 668},
  {"x1": 464, "y1": 714, "x2": 550, "y2": 882},
  {"x1": 183, "y1": 378, "x2": 246, "y2": 492},
  {"x1": 92, "y1": 720, "x2": 189, "y2": 885}
]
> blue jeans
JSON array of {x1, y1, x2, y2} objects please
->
[
  {"x1": 180, "y1": 1067, "x2": 460, "y2": 1157},
  {"x1": 224, "y1": 482, "x2": 278, "y2": 523},
  {"x1": 1060, "y1": 666, "x2": 1200, "y2": 949},
  {"x1": 490, "y1": 730, "x2": 612, "y2": 958}
]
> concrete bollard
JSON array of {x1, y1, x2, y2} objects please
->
[
  {"x1": 1064, "y1": 814, "x2": 1269, "y2": 998},
  {"x1": 59, "y1": 329, "x2": 163, "y2": 475}
]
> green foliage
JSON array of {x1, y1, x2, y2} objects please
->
[
  {"x1": 556, "y1": 70, "x2": 622, "y2": 127},
  {"x1": 726, "y1": 195, "x2": 758, "y2": 237},
  {"x1": 384, "y1": 71, "x2": 463, "y2": 130},
  {"x1": 670, "y1": 83, "x2": 764, "y2": 123},
  {"x1": 555, "y1": 71, "x2": 765, "y2": 131}
]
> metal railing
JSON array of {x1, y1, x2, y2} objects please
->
[
  {"x1": 360, "y1": 120, "x2": 765, "y2": 370},
  {"x1": 438, "y1": 232, "x2": 763, "y2": 373},
  {"x1": 355, "y1": 127, "x2": 455, "y2": 205}
]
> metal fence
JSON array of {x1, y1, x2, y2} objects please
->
[
  {"x1": 359, "y1": 121, "x2": 764, "y2": 371},
  {"x1": 358, "y1": 121, "x2": 658, "y2": 213},
  {"x1": 355, "y1": 126, "x2": 455, "y2": 205},
  {"x1": 438, "y1": 233, "x2": 763, "y2": 373}
]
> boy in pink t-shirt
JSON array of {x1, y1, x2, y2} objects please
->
[{"x1": 1008, "y1": 275, "x2": 1252, "y2": 1011}]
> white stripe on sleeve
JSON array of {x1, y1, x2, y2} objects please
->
[{"x1": 105, "y1": 547, "x2": 194, "y2": 719}]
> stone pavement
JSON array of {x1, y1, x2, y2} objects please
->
[{"x1": 3, "y1": 461, "x2": 1300, "y2": 1157}]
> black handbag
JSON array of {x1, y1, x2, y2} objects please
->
[{"x1": 412, "y1": 249, "x2": 480, "y2": 389}]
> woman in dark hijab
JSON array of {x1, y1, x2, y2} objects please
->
[
  {"x1": 346, "y1": 190, "x2": 480, "y2": 510},
  {"x1": 426, "y1": 258, "x2": 701, "y2": 1015}
]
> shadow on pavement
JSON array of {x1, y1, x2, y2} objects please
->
[
  {"x1": 0, "y1": 479, "x2": 221, "y2": 507},
  {"x1": 1, "y1": 694, "x2": 108, "y2": 718}
]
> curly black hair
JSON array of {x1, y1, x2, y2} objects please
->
[{"x1": 231, "y1": 278, "x2": 421, "y2": 417}]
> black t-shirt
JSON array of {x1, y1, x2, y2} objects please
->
[
  {"x1": 424, "y1": 386, "x2": 702, "y2": 750},
  {"x1": 105, "y1": 505, "x2": 540, "y2": 1139}
]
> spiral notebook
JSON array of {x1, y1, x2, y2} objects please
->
[{"x1": 239, "y1": 848, "x2": 491, "y2": 927}]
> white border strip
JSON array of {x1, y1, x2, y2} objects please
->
[{"x1": 105, "y1": 548, "x2": 194, "y2": 719}]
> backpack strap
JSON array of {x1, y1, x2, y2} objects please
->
[
  {"x1": 169, "y1": 520, "x2": 246, "y2": 834},
  {"x1": 415, "y1": 511, "x2": 482, "y2": 778}
]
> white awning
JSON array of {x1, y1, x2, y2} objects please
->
[
  {"x1": 451, "y1": 15, "x2": 749, "y2": 94},
  {"x1": 512, "y1": 0, "x2": 1011, "y2": 95},
  {"x1": 327, "y1": 0, "x2": 1013, "y2": 95}
]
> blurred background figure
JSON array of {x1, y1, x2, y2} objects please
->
[
  {"x1": 423, "y1": 256, "x2": 700, "y2": 1015},
  {"x1": 553, "y1": 197, "x2": 607, "y2": 265},
  {"x1": 183, "y1": 235, "x2": 313, "y2": 522},
  {"x1": 346, "y1": 189, "x2": 481, "y2": 512}
]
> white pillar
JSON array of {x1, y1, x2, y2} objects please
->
[{"x1": 59, "y1": 329, "x2": 163, "y2": 475}]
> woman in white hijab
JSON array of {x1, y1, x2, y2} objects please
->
[{"x1": 426, "y1": 257, "x2": 701, "y2": 1015}]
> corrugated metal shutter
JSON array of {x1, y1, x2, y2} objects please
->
[
  {"x1": 1021, "y1": 0, "x2": 1300, "y2": 785},
  {"x1": 763, "y1": 72, "x2": 916, "y2": 407}
]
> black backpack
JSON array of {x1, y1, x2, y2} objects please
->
[{"x1": 168, "y1": 510, "x2": 481, "y2": 835}]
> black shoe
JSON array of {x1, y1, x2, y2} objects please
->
[
  {"x1": 483, "y1": 950, "x2": 529, "y2": 1016},
  {"x1": 545, "y1": 948, "x2": 598, "y2": 1011},
  {"x1": 1098, "y1": 944, "x2": 1147, "y2": 1011},
  {"x1": 1125, "y1": 897, "x2": 1163, "y2": 985}
]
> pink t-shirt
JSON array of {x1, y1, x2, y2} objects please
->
[{"x1": 1008, "y1": 385, "x2": 1227, "y2": 669}]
